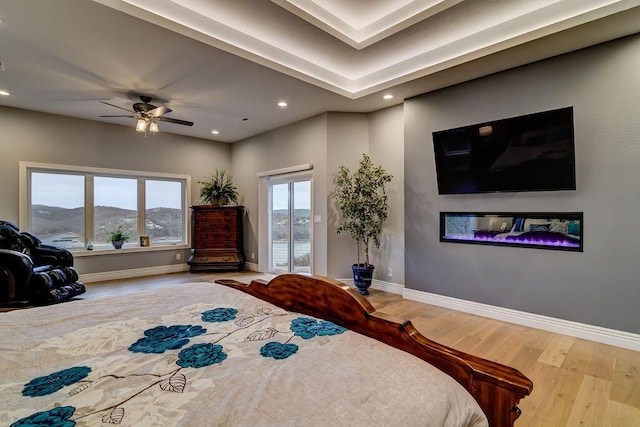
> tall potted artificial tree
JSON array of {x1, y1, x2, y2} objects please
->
[{"x1": 333, "y1": 154, "x2": 393, "y2": 295}]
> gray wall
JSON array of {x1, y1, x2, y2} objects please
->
[
  {"x1": 369, "y1": 105, "x2": 405, "y2": 285},
  {"x1": 231, "y1": 110, "x2": 403, "y2": 283},
  {"x1": 0, "y1": 106, "x2": 231, "y2": 274},
  {"x1": 326, "y1": 112, "x2": 370, "y2": 279},
  {"x1": 405, "y1": 35, "x2": 640, "y2": 334},
  {"x1": 231, "y1": 114, "x2": 329, "y2": 274}
]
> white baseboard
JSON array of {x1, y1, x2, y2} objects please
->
[
  {"x1": 244, "y1": 261, "x2": 260, "y2": 272},
  {"x1": 337, "y1": 278, "x2": 404, "y2": 295},
  {"x1": 80, "y1": 263, "x2": 190, "y2": 283},
  {"x1": 403, "y1": 288, "x2": 640, "y2": 352},
  {"x1": 340, "y1": 277, "x2": 640, "y2": 350}
]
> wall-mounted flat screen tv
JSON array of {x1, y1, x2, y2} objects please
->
[{"x1": 432, "y1": 107, "x2": 576, "y2": 194}]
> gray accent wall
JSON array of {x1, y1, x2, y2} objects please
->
[
  {"x1": 0, "y1": 106, "x2": 231, "y2": 274},
  {"x1": 404, "y1": 35, "x2": 640, "y2": 334}
]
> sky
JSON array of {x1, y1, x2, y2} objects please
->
[
  {"x1": 31, "y1": 173, "x2": 182, "y2": 209},
  {"x1": 272, "y1": 180, "x2": 310, "y2": 210},
  {"x1": 33, "y1": 172, "x2": 311, "y2": 211}
]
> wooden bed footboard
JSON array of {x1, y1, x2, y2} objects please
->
[{"x1": 216, "y1": 274, "x2": 533, "y2": 427}]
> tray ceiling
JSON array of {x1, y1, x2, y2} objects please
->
[{"x1": 1, "y1": 0, "x2": 639, "y2": 142}]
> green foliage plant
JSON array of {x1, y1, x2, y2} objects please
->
[
  {"x1": 333, "y1": 154, "x2": 393, "y2": 267},
  {"x1": 107, "y1": 225, "x2": 130, "y2": 242},
  {"x1": 199, "y1": 169, "x2": 239, "y2": 206}
]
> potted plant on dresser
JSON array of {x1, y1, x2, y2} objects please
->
[
  {"x1": 333, "y1": 154, "x2": 392, "y2": 295},
  {"x1": 198, "y1": 168, "x2": 239, "y2": 207},
  {"x1": 189, "y1": 169, "x2": 245, "y2": 272}
]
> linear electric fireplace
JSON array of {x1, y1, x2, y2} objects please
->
[{"x1": 440, "y1": 212, "x2": 583, "y2": 252}]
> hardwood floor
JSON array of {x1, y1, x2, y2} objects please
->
[{"x1": 81, "y1": 272, "x2": 640, "y2": 426}]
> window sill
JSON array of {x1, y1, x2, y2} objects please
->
[{"x1": 73, "y1": 244, "x2": 190, "y2": 257}]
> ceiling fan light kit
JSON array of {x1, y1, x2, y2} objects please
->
[
  {"x1": 100, "y1": 96, "x2": 194, "y2": 136},
  {"x1": 136, "y1": 118, "x2": 147, "y2": 132},
  {"x1": 135, "y1": 118, "x2": 159, "y2": 133}
]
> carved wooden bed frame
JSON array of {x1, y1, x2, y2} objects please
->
[{"x1": 216, "y1": 273, "x2": 533, "y2": 427}]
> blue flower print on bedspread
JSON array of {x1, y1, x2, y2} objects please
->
[
  {"x1": 177, "y1": 343, "x2": 228, "y2": 368},
  {"x1": 260, "y1": 342, "x2": 299, "y2": 360},
  {"x1": 22, "y1": 366, "x2": 91, "y2": 397},
  {"x1": 201, "y1": 307, "x2": 238, "y2": 323},
  {"x1": 11, "y1": 406, "x2": 76, "y2": 427},
  {"x1": 128, "y1": 325, "x2": 206, "y2": 354},
  {"x1": 290, "y1": 317, "x2": 347, "y2": 339}
]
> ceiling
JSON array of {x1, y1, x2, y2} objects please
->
[{"x1": 1, "y1": 0, "x2": 640, "y2": 142}]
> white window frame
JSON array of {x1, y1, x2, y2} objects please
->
[
  {"x1": 19, "y1": 162, "x2": 191, "y2": 254},
  {"x1": 267, "y1": 172, "x2": 313, "y2": 274},
  {"x1": 257, "y1": 164, "x2": 313, "y2": 273}
]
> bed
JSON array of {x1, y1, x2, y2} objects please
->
[{"x1": 0, "y1": 273, "x2": 532, "y2": 426}]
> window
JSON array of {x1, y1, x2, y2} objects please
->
[
  {"x1": 145, "y1": 180, "x2": 184, "y2": 244},
  {"x1": 268, "y1": 173, "x2": 312, "y2": 274},
  {"x1": 30, "y1": 172, "x2": 85, "y2": 249},
  {"x1": 95, "y1": 176, "x2": 138, "y2": 246},
  {"x1": 20, "y1": 162, "x2": 190, "y2": 250}
]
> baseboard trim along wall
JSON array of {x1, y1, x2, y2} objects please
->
[
  {"x1": 402, "y1": 287, "x2": 640, "y2": 352},
  {"x1": 244, "y1": 262, "x2": 259, "y2": 272},
  {"x1": 339, "y1": 278, "x2": 405, "y2": 295},
  {"x1": 340, "y1": 278, "x2": 640, "y2": 351},
  {"x1": 79, "y1": 263, "x2": 190, "y2": 284}
]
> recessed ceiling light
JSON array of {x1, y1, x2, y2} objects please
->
[
  {"x1": 278, "y1": 101, "x2": 288, "y2": 108},
  {"x1": 211, "y1": 130, "x2": 220, "y2": 135},
  {"x1": 383, "y1": 94, "x2": 393, "y2": 100},
  {"x1": 0, "y1": 90, "x2": 10, "y2": 96}
]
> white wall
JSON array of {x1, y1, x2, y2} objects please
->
[
  {"x1": 0, "y1": 106, "x2": 231, "y2": 274},
  {"x1": 404, "y1": 34, "x2": 640, "y2": 333}
]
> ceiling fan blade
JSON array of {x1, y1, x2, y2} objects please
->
[
  {"x1": 147, "y1": 106, "x2": 172, "y2": 117},
  {"x1": 157, "y1": 117, "x2": 194, "y2": 126},
  {"x1": 100, "y1": 101, "x2": 134, "y2": 113},
  {"x1": 99, "y1": 114, "x2": 136, "y2": 118}
]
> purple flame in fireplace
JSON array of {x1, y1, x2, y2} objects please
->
[{"x1": 443, "y1": 232, "x2": 580, "y2": 249}]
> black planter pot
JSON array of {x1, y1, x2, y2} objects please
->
[{"x1": 352, "y1": 264, "x2": 375, "y2": 295}]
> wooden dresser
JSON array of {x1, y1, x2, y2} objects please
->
[{"x1": 188, "y1": 205, "x2": 245, "y2": 272}]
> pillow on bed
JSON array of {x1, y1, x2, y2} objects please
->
[
  {"x1": 549, "y1": 220, "x2": 569, "y2": 234},
  {"x1": 523, "y1": 218, "x2": 550, "y2": 231},
  {"x1": 488, "y1": 218, "x2": 510, "y2": 231},
  {"x1": 529, "y1": 224, "x2": 550, "y2": 232},
  {"x1": 512, "y1": 218, "x2": 525, "y2": 232},
  {"x1": 568, "y1": 221, "x2": 581, "y2": 236}
]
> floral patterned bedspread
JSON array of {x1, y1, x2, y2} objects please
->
[{"x1": 0, "y1": 282, "x2": 488, "y2": 427}]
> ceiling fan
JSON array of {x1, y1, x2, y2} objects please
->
[{"x1": 99, "y1": 95, "x2": 194, "y2": 133}]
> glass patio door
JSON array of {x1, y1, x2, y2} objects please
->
[{"x1": 269, "y1": 175, "x2": 311, "y2": 273}]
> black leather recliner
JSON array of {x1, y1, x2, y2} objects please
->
[{"x1": 0, "y1": 221, "x2": 85, "y2": 307}]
